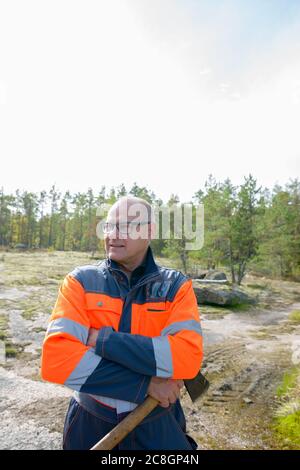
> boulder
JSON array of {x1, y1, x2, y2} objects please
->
[
  {"x1": 188, "y1": 272, "x2": 207, "y2": 280},
  {"x1": 193, "y1": 283, "x2": 255, "y2": 307},
  {"x1": 204, "y1": 270, "x2": 228, "y2": 281},
  {"x1": 14, "y1": 243, "x2": 28, "y2": 250}
]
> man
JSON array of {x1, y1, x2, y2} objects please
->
[{"x1": 41, "y1": 196, "x2": 203, "y2": 450}]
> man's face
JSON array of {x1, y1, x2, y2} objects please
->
[{"x1": 104, "y1": 201, "x2": 154, "y2": 264}]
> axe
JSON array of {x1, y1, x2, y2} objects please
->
[{"x1": 90, "y1": 371, "x2": 209, "y2": 450}]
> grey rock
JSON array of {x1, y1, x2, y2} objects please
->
[
  {"x1": 218, "y1": 383, "x2": 233, "y2": 392},
  {"x1": 243, "y1": 397, "x2": 253, "y2": 404},
  {"x1": 193, "y1": 283, "x2": 255, "y2": 306},
  {"x1": 205, "y1": 271, "x2": 228, "y2": 281}
]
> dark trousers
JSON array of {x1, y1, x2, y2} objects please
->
[{"x1": 63, "y1": 395, "x2": 198, "y2": 451}]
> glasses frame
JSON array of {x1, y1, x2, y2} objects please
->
[{"x1": 102, "y1": 221, "x2": 151, "y2": 235}]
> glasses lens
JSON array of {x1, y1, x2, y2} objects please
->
[
  {"x1": 103, "y1": 223, "x2": 128, "y2": 234},
  {"x1": 103, "y1": 221, "x2": 149, "y2": 235},
  {"x1": 118, "y1": 223, "x2": 129, "y2": 234}
]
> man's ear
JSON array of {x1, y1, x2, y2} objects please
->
[{"x1": 149, "y1": 222, "x2": 156, "y2": 240}]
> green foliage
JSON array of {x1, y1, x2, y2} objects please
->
[
  {"x1": 276, "y1": 367, "x2": 299, "y2": 398},
  {"x1": 0, "y1": 178, "x2": 299, "y2": 282},
  {"x1": 288, "y1": 310, "x2": 300, "y2": 324},
  {"x1": 193, "y1": 174, "x2": 262, "y2": 284},
  {"x1": 5, "y1": 342, "x2": 18, "y2": 357},
  {"x1": 274, "y1": 411, "x2": 300, "y2": 449},
  {"x1": 0, "y1": 314, "x2": 8, "y2": 341},
  {"x1": 251, "y1": 179, "x2": 300, "y2": 280},
  {"x1": 21, "y1": 306, "x2": 39, "y2": 320},
  {"x1": 273, "y1": 367, "x2": 300, "y2": 448}
]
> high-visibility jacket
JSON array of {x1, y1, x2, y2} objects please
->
[{"x1": 41, "y1": 246, "x2": 203, "y2": 449}]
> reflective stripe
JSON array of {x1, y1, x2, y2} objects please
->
[
  {"x1": 152, "y1": 337, "x2": 173, "y2": 378},
  {"x1": 46, "y1": 317, "x2": 89, "y2": 344},
  {"x1": 65, "y1": 348, "x2": 101, "y2": 390},
  {"x1": 90, "y1": 394, "x2": 138, "y2": 414},
  {"x1": 161, "y1": 320, "x2": 202, "y2": 337}
]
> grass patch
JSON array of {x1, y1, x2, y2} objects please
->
[
  {"x1": 247, "y1": 283, "x2": 267, "y2": 290},
  {"x1": 5, "y1": 341, "x2": 26, "y2": 358},
  {"x1": 0, "y1": 314, "x2": 9, "y2": 341},
  {"x1": 5, "y1": 347, "x2": 18, "y2": 357},
  {"x1": 198, "y1": 304, "x2": 229, "y2": 315},
  {"x1": 276, "y1": 367, "x2": 299, "y2": 398},
  {"x1": 0, "y1": 299, "x2": 11, "y2": 308},
  {"x1": 5, "y1": 342, "x2": 19, "y2": 357},
  {"x1": 229, "y1": 302, "x2": 254, "y2": 312},
  {"x1": 46, "y1": 273, "x2": 63, "y2": 280},
  {"x1": 0, "y1": 331, "x2": 6, "y2": 340},
  {"x1": 18, "y1": 294, "x2": 54, "y2": 320},
  {"x1": 1, "y1": 303, "x2": 31, "y2": 358},
  {"x1": 13, "y1": 276, "x2": 48, "y2": 286},
  {"x1": 273, "y1": 411, "x2": 300, "y2": 449},
  {"x1": 288, "y1": 310, "x2": 300, "y2": 324},
  {"x1": 272, "y1": 367, "x2": 300, "y2": 449},
  {"x1": 21, "y1": 306, "x2": 39, "y2": 320},
  {"x1": 0, "y1": 314, "x2": 9, "y2": 327},
  {"x1": 0, "y1": 314, "x2": 26, "y2": 359},
  {"x1": 30, "y1": 372, "x2": 43, "y2": 382},
  {"x1": 250, "y1": 330, "x2": 272, "y2": 340}
]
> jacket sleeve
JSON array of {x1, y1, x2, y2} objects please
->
[
  {"x1": 40, "y1": 274, "x2": 150, "y2": 404},
  {"x1": 95, "y1": 278, "x2": 203, "y2": 380}
]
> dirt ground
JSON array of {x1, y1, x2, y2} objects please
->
[{"x1": 0, "y1": 251, "x2": 299, "y2": 450}]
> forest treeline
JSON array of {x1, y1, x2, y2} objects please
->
[{"x1": 0, "y1": 176, "x2": 299, "y2": 283}]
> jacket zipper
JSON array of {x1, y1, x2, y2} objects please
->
[{"x1": 111, "y1": 271, "x2": 162, "y2": 332}]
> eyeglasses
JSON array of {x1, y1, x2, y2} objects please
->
[{"x1": 102, "y1": 221, "x2": 150, "y2": 235}]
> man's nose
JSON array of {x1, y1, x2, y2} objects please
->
[{"x1": 107, "y1": 225, "x2": 120, "y2": 239}]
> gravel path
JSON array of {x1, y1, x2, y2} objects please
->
[{"x1": 0, "y1": 367, "x2": 71, "y2": 450}]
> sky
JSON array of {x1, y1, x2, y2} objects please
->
[{"x1": 0, "y1": 0, "x2": 300, "y2": 202}]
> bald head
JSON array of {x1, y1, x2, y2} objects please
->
[{"x1": 108, "y1": 196, "x2": 155, "y2": 225}]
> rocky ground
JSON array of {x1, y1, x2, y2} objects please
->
[
  {"x1": 184, "y1": 276, "x2": 300, "y2": 449},
  {"x1": 0, "y1": 251, "x2": 299, "y2": 450}
]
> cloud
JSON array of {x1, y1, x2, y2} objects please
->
[{"x1": 0, "y1": 0, "x2": 299, "y2": 202}]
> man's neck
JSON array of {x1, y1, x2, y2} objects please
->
[{"x1": 116, "y1": 250, "x2": 148, "y2": 280}]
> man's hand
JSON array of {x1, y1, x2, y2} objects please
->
[
  {"x1": 87, "y1": 329, "x2": 184, "y2": 408},
  {"x1": 87, "y1": 327, "x2": 100, "y2": 347},
  {"x1": 147, "y1": 377, "x2": 184, "y2": 408}
]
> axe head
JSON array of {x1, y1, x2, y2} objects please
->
[{"x1": 184, "y1": 370, "x2": 210, "y2": 403}]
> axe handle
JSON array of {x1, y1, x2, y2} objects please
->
[
  {"x1": 90, "y1": 396, "x2": 159, "y2": 450},
  {"x1": 90, "y1": 371, "x2": 209, "y2": 450}
]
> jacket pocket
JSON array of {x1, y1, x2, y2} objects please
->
[
  {"x1": 132, "y1": 302, "x2": 170, "y2": 337},
  {"x1": 85, "y1": 293, "x2": 123, "y2": 331}
]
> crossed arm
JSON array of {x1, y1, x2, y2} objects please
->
[
  {"x1": 86, "y1": 328, "x2": 184, "y2": 407},
  {"x1": 41, "y1": 273, "x2": 203, "y2": 407}
]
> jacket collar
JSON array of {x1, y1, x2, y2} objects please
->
[{"x1": 105, "y1": 245, "x2": 160, "y2": 280}]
